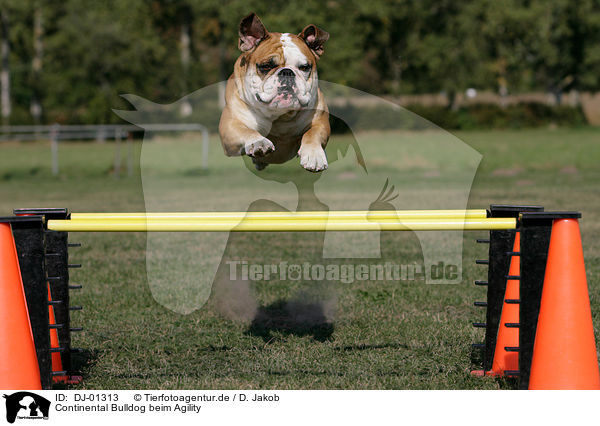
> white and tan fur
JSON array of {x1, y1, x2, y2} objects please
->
[{"x1": 219, "y1": 13, "x2": 330, "y2": 172}]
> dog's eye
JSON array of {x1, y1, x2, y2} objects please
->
[
  {"x1": 257, "y1": 62, "x2": 276, "y2": 74},
  {"x1": 299, "y1": 63, "x2": 311, "y2": 72}
]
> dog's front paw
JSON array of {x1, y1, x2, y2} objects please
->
[
  {"x1": 244, "y1": 138, "x2": 275, "y2": 157},
  {"x1": 298, "y1": 145, "x2": 328, "y2": 172}
]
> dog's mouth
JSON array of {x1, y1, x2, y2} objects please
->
[
  {"x1": 255, "y1": 91, "x2": 309, "y2": 109},
  {"x1": 272, "y1": 91, "x2": 297, "y2": 109}
]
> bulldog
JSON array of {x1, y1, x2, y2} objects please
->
[{"x1": 219, "y1": 13, "x2": 330, "y2": 172}]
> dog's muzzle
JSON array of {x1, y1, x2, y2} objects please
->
[{"x1": 278, "y1": 68, "x2": 296, "y2": 92}]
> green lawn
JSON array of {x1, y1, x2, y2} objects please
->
[{"x1": 0, "y1": 127, "x2": 599, "y2": 389}]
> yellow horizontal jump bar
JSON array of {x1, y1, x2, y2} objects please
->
[
  {"x1": 70, "y1": 209, "x2": 488, "y2": 221},
  {"x1": 47, "y1": 217, "x2": 515, "y2": 232}
]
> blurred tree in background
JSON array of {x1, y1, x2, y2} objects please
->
[{"x1": 0, "y1": 0, "x2": 598, "y2": 124}]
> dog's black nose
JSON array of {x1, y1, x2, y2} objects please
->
[
  {"x1": 278, "y1": 68, "x2": 295, "y2": 85},
  {"x1": 279, "y1": 68, "x2": 294, "y2": 78}
]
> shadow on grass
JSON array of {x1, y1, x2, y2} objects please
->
[
  {"x1": 71, "y1": 348, "x2": 99, "y2": 374},
  {"x1": 246, "y1": 299, "x2": 334, "y2": 343}
]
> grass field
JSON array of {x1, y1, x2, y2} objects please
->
[{"x1": 1, "y1": 127, "x2": 599, "y2": 389}]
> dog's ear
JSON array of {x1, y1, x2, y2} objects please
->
[
  {"x1": 298, "y1": 24, "x2": 329, "y2": 58},
  {"x1": 239, "y1": 13, "x2": 268, "y2": 52}
]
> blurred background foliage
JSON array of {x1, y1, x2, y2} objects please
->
[{"x1": 0, "y1": 0, "x2": 599, "y2": 127}]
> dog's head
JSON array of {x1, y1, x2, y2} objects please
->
[{"x1": 236, "y1": 13, "x2": 329, "y2": 113}]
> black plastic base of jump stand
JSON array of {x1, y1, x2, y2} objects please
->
[
  {"x1": 481, "y1": 205, "x2": 543, "y2": 376},
  {"x1": 475, "y1": 206, "x2": 583, "y2": 389},
  {"x1": 8, "y1": 208, "x2": 80, "y2": 389}
]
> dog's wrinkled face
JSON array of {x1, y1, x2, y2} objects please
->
[
  {"x1": 236, "y1": 13, "x2": 329, "y2": 114},
  {"x1": 248, "y1": 33, "x2": 315, "y2": 110}
]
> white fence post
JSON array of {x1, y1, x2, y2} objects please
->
[
  {"x1": 126, "y1": 131, "x2": 134, "y2": 177},
  {"x1": 113, "y1": 127, "x2": 122, "y2": 178},
  {"x1": 201, "y1": 126, "x2": 209, "y2": 170},
  {"x1": 50, "y1": 123, "x2": 59, "y2": 176}
]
